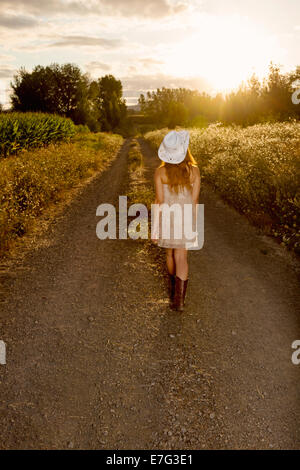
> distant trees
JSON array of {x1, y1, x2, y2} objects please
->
[
  {"x1": 219, "y1": 63, "x2": 300, "y2": 125},
  {"x1": 139, "y1": 63, "x2": 300, "y2": 128},
  {"x1": 138, "y1": 87, "x2": 222, "y2": 129},
  {"x1": 90, "y1": 74, "x2": 127, "y2": 131},
  {"x1": 9, "y1": 61, "x2": 300, "y2": 132},
  {"x1": 10, "y1": 64, "x2": 127, "y2": 132},
  {"x1": 167, "y1": 101, "x2": 188, "y2": 128},
  {"x1": 221, "y1": 64, "x2": 300, "y2": 125}
]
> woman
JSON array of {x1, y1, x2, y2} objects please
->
[{"x1": 152, "y1": 130, "x2": 201, "y2": 312}]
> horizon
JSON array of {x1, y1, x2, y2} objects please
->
[{"x1": 0, "y1": 0, "x2": 299, "y2": 108}]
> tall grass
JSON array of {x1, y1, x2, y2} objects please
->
[
  {"x1": 127, "y1": 139, "x2": 153, "y2": 208},
  {"x1": 0, "y1": 132, "x2": 123, "y2": 255},
  {"x1": 145, "y1": 121, "x2": 300, "y2": 251},
  {"x1": 0, "y1": 112, "x2": 76, "y2": 158},
  {"x1": 126, "y1": 139, "x2": 154, "y2": 241}
]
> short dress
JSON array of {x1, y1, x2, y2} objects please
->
[{"x1": 156, "y1": 183, "x2": 198, "y2": 250}]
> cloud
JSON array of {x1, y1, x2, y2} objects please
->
[
  {"x1": 0, "y1": 53, "x2": 15, "y2": 62},
  {"x1": 85, "y1": 61, "x2": 111, "y2": 72},
  {"x1": 48, "y1": 35, "x2": 122, "y2": 48},
  {"x1": 0, "y1": 13, "x2": 38, "y2": 29},
  {"x1": 122, "y1": 72, "x2": 211, "y2": 90},
  {"x1": 125, "y1": 58, "x2": 165, "y2": 76},
  {"x1": 95, "y1": 0, "x2": 188, "y2": 18},
  {"x1": 0, "y1": 65, "x2": 17, "y2": 79},
  {"x1": 0, "y1": 0, "x2": 87, "y2": 16},
  {"x1": 138, "y1": 57, "x2": 164, "y2": 67},
  {"x1": 121, "y1": 72, "x2": 212, "y2": 103},
  {"x1": 125, "y1": 97, "x2": 140, "y2": 105},
  {"x1": 0, "y1": 0, "x2": 188, "y2": 18}
]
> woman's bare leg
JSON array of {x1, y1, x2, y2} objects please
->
[
  {"x1": 174, "y1": 248, "x2": 188, "y2": 280},
  {"x1": 166, "y1": 248, "x2": 175, "y2": 275}
]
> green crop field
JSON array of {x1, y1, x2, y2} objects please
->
[{"x1": 0, "y1": 112, "x2": 76, "y2": 158}]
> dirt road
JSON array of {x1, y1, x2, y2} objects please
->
[{"x1": 0, "y1": 137, "x2": 299, "y2": 449}]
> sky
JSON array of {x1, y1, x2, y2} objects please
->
[{"x1": 0, "y1": 0, "x2": 299, "y2": 107}]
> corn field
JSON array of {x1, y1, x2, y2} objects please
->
[
  {"x1": 145, "y1": 121, "x2": 300, "y2": 251},
  {"x1": 0, "y1": 112, "x2": 76, "y2": 158}
]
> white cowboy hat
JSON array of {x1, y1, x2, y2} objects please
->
[{"x1": 158, "y1": 130, "x2": 189, "y2": 164}]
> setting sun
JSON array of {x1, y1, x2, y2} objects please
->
[{"x1": 164, "y1": 14, "x2": 282, "y2": 91}]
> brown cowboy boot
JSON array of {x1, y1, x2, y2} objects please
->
[
  {"x1": 183, "y1": 278, "x2": 188, "y2": 306},
  {"x1": 172, "y1": 276, "x2": 188, "y2": 312},
  {"x1": 168, "y1": 274, "x2": 176, "y2": 305}
]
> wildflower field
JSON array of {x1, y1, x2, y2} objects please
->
[
  {"x1": 0, "y1": 112, "x2": 76, "y2": 158},
  {"x1": 145, "y1": 121, "x2": 300, "y2": 251},
  {"x1": 0, "y1": 131, "x2": 123, "y2": 256}
]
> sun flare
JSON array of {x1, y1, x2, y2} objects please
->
[{"x1": 163, "y1": 14, "x2": 281, "y2": 92}]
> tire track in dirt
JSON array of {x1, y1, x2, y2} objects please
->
[
  {"x1": 0, "y1": 135, "x2": 299, "y2": 450},
  {"x1": 139, "y1": 136, "x2": 300, "y2": 450},
  {"x1": 0, "y1": 136, "x2": 216, "y2": 450}
]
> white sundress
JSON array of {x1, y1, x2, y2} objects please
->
[{"x1": 154, "y1": 183, "x2": 198, "y2": 250}]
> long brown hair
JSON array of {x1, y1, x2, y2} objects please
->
[{"x1": 159, "y1": 147, "x2": 198, "y2": 194}]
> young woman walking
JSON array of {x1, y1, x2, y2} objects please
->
[{"x1": 152, "y1": 130, "x2": 201, "y2": 311}]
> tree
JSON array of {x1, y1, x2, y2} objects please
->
[
  {"x1": 166, "y1": 101, "x2": 188, "y2": 128},
  {"x1": 288, "y1": 65, "x2": 300, "y2": 119},
  {"x1": 138, "y1": 87, "x2": 222, "y2": 128},
  {"x1": 93, "y1": 74, "x2": 127, "y2": 131},
  {"x1": 10, "y1": 63, "x2": 92, "y2": 125},
  {"x1": 261, "y1": 63, "x2": 292, "y2": 121}
]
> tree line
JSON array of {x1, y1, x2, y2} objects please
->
[
  {"x1": 6, "y1": 63, "x2": 128, "y2": 133},
  {"x1": 138, "y1": 63, "x2": 300, "y2": 128},
  {"x1": 2, "y1": 62, "x2": 299, "y2": 133}
]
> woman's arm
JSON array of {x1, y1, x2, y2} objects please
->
[
  {"x1": 154, "y1": 167, "x2": 164, "y2": 204},
  {"x1": 191, "y1": 166, "x2": 201, "y2": 204}
]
